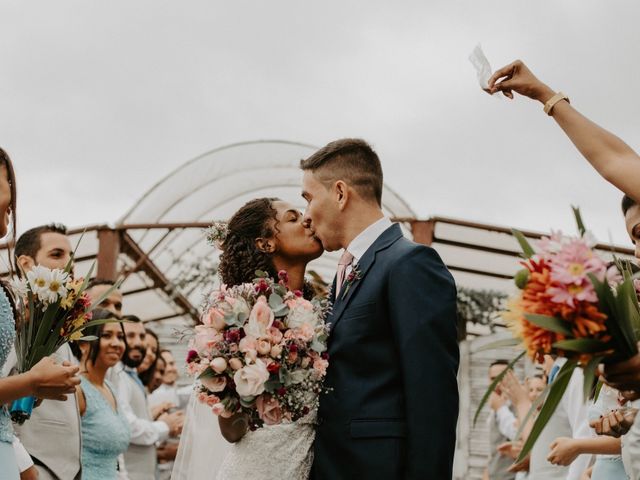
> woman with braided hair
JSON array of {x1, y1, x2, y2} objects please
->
[{"x1": 172, "y1": 198, "x2": 324, "y2": 480}]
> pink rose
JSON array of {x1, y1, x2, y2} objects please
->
[
  {"x1": 197, "y1": 392, "x2": 208, "y2": 403},
  {"x1": 268, "y1": 326, "x2": 283, "y2": 344},
  {"x1": 297, "y1": 323, "x2": 314, "y2": 342},
  {"x1": 239, "y1": 335, "x2": 258, "y2": 353},
  {"x1": 229, "y1": 357, "x2": 243, "y2": 370},
  {"x1": 313, "y1": 358, "x2": 328, "y2": 376},
  {"x1": 234, "y1": 359, "x2": 269, "y2": 397},
  {"x1": 256, "y1": 394, "x2": 283, "y2": 426},
  {"x1": 205, "y1": 394, "x2": 221, "y2": 407},
  {"x1": 205, "y1": 307, "x2": 226, "y2": 330},
  {"x1": 245, "y1": 297, "x2": 274, "y2": 338},
  {"x1": 200, "y1": 375, "x2": 227, "y2": 392},
  {"x1": 211, "y1": 403, "x2": 226, "y2": 416},
  {"x1": 193, "y1": 325, "x2": 220, "y2": 352},
  {"x1": 210, "y1": 357, "x2": 227, "y2": 373},
  {"x1": 257, "y1": 339, "x2": 272, "y2": 356}
]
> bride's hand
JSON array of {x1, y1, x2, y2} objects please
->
[{"x1": 487, "y1": 60, "x2": 555, "y2": 103}]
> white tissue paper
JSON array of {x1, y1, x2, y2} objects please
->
[{"x1": 469, "y1": 44, "x2": 493, "y2": 91}]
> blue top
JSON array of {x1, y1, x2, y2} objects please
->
[
  {"x1": 0, "y1": 287, "x2": 16, "y2": 444},
  {"x1": 80, "y1": 376, "x2": 131, "y2": 480}
]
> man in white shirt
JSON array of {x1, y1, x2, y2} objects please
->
[
  {"x1": 529, "y1": 357, "x2": 594, "y2": 480},
  {"x1": 113, "y1": 316, "x2": 183, "y2": 480}
]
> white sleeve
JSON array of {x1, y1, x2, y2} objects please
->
[
  {"x1": 495, "y1": 405, "x2": 518, "y2": 441},
  {"x1": 116, "y1": 371, "x2": 170, "y2": 445},
  {"x1": 622, "y1": 414, "x2": 640, "y2": 480},
  {"x1": 565, "y1": 368, "x2": 595, "y2": 480},
  {"x1": 12, "y1": 437, "x2": 34, "y2": 472}
]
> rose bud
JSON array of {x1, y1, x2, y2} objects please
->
[
  {"x1": 267, "y1": 362, "x2": 281, "y2": 374},
  {"x1": 210, "y1": 357, "x2": 228, "y2": 374},
  {"x1": 229, "y1": 358, "x2": 243, "y2": 370},
  {"x1": 270, "y1": 345, "x2": 283, "y2": 359},
  {"x1": 257, "y1": 339, "x2": 271, "y2": 356}
]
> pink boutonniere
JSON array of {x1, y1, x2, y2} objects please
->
[{"x1": 341, "y1": 264, "x2": 362, "y2": 300}]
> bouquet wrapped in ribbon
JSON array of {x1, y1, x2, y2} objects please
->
[
  {"x1": 186, "y1": 271, "x2": 330, "y2": 430},
  {"x1": 10, "y1": 263, "x2": 119, "y2": 423},
  {"x1": 476, "y1": 209, "x2": 640, "y2": 461}
]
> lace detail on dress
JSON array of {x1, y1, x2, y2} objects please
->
[
  {"x1": 215, "y1": 412, "x2": 316, "y2": 480},
  {"x1": 80, "y1": 377, "x2": 131, "y2": 480},
  {"x1": 0, "y1": 287, "x2": 16, "y2": 444}
]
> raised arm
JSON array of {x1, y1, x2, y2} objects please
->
[{"x1": 488, "y1": 60, "x2": 640, "y2": 200}]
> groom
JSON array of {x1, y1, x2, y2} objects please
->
[{"x1": 301, "y1": 138, "x2": 459, "y2": 479}]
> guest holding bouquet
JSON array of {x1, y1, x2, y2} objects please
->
[
  {"x1": 74, "y1": 309, "x2": 131, "y2": 480},
  {"x1": 0, "y1": 148, "x2": 81, "y2": 479}
]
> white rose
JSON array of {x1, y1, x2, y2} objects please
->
[
  {"x1": 286, "y1": 305, "x2": 318, "y2": 329},
  {"x1": 233, "y1": 359, "x2": 270, "y2": 397}
]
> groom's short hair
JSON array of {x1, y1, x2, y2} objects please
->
[{"x1": 300, "y1": 138, "x2": 383, "y2": 206}]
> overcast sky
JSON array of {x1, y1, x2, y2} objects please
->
[{"x1": 2, "y1": 0, "x2": 638, "y2": 246}]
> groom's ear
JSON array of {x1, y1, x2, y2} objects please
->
[
  {"x1": 255, "y1": 237, "x2": 276, "y2": 254},
  {"x1": 335, "y1": 180, "x2": 349, "y2": 211}
]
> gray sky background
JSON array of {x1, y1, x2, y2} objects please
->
[{"x1": 2, "y1": 0, "x2": 638, "y2": 245}]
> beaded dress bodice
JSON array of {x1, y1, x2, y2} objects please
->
[
  {"x1": 0, "y1": 287, "x2": 15, "y2": 444},
  {"x1": 80, "y1": 376, "x2": 131, "y2": 480}
]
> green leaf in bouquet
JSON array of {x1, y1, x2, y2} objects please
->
[
  {"x1": 524, "y1": 314, "x2": 573, "y2": 336},
  {"x1": 78, "y1": 335, "x2": 98, "y2": 341},
  {"x1": 63, "y1": 316, "x2": 126, "y2": 342},
  {"x1": 254, "y1": 270, "x2": 267, "y2": 279},
  {"x1": 66, "y1": 228, "x2": 88, "y2": 275},
  {"x1": 517, "y1": 360, "x2": 577, "y2": 463},
  {"x1": 593, "y1": 380, "x2": 604, "y2": 403},
  {"x1": 473, "y1": 350, "x2": 526, "y2": 427},
  {"x1": 571, "y1": 205, "x2": 587, "y2": 237},
  {"x1": 197, "y1": 366, "x2": 215, "y2": 380},
  {"x1": 87, "y1": 274, "x2": 124, "y2": 314},
  {"x1": 551, "y1": 339, "x2": 608, "y2": 353},
  {"x1": 239, "y1": 396, "x2": 256, "y2": 408},
  {"x1": 268, "y1": 293, "x2": 289, "y2": 316},
  {"x1": 511, "y1": 229, "x2": 536, "y2": 259},
  {"x1": 475, "y1": 337, "x2": 522, "y2": 353},
  {"x1": 614, "y1": 277, "x2": 640, "y2": 357},
  {"x1": 582, "y1": 356, "x2": 604, "y2": 401},
  {"x1": 264, "y1": 378, "x2": 281, "y2": 393}
]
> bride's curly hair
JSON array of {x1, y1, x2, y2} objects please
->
[{"x1": 218, "y1": 198, "x2": 280, "y2": 287}]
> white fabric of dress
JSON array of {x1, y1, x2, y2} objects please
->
[{"x1": 215, "y1": 411, "x2": 315, "y2": 480}]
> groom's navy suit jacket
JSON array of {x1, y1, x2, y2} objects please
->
[{"x1": 311, "y1": 224, "x2": 459, "y2": 480}]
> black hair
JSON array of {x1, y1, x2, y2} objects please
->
[
  {"x1": 14, "y1": 223, "x2": 68, "y2": 273},
  {"x1": 71, "y1": 309, "x2": 122, "y2": 365},
  {"x1": 138, "y1": 328, "x2": 160, "y2": 386},
  {"x1": 490, "y1": 359, "x2": 510, "y2": 368}
]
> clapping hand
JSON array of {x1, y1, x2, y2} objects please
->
[
  {"x1": 28, "y1": 356, "x2": 80, "y2": 401},
  {"x1": 589, "y1": 408, "x2": 638, "y2": 437},
  {"x1": 499, "y1": 370, "x2": 529, "y2": 407}
]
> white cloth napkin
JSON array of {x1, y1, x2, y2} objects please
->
[{"x1": 468, "y1": 43, "x2": 494, "y2": 91}]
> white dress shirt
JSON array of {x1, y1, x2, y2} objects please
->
[
  {"x1": 112, "y1": 362, "x2": 170, "y2": 445},
  {"x1": 343, "y1": 216, "x2": 393, "y2": 274}
]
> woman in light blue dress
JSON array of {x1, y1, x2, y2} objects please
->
[
  {"x1": 75, "y1": 309, "x2": 130, "y2": 480},
  {"x1": 0, "y1": 148, "x2": 81, "y2": 479}
]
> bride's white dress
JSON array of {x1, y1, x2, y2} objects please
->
[
  {"x1": 215, "y1": 412, "x2": 315, "y2": 480},
  {"x1": 172, "y1": 388, "x2": 315, "y2": 480}
]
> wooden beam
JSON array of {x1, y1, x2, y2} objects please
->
[
  {"x1": 411, "y1": 220, "x2": 435, "y2": 246},
  {"x1": 96, "y1": 229, "x2": 120, "y2": 281}
]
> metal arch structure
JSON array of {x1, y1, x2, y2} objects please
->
[{"x1": 0, "y1": 140, "x2": 633, "y2": 337}]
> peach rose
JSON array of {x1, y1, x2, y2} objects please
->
[
  {"x1": 245, "y1": 297, "x2": 274, "y2": 338},
  {"x1": 200, "y1": 375, "x2": 227, "y2": 392},
  {"x1": 205, "y1": 307, "x2": 226, "y2": 330},
  {"x1": 239, "y1": 335, "x2": 258, "y2": 353},
  {"x1": 229, "y1": 357, "x2": 243, "y2": 370},
  {"x1": 193, "y1": 325, "x2": 220, "y2": 352},
  {"x1": 270, "y1": 345, "x2": 283, "y2": 359},
  {"x1": 210, "y1": 357, "x2": 227, "y2": 374},
  {"x1": 211, "y1": 403, "x2": 226, "y2": 416},
  {"x1": 300, "y1": 357, "x2": 311, "y2": 369},
  {"x1": 297, "y1": 323, "x2": 315, "y2": 342},
  {"x1": 205, "y1": 394, "x2": 221, "y2": 407},
  {"x1": 234, "y1": 359, "x2": 269, "y2": 397},
  {"x1": 257, "y1": 339, "x2": 272, "y2": 356},
  {"x1": 268, "y1": 327, "x2": 283, "y2": 344},
  {"x1": 256, "y1": 394, "x2": 283, "y2": 426},
  {"x1": 313, "y1": 358, "x2": 328, "y2": 376},
  {"x1": 197, "y1": 392, "x2": 208, "y2": 403}
]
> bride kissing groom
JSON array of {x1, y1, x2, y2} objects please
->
[{"x1": 175, "y1": 138, "x2": 459, "y2": 480}]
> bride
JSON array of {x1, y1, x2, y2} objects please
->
[{"x1": 172, "y1": 197, "x2": 324, "y2": 480}]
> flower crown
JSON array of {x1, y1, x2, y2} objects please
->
[{"x1": 205, "y1": 221, "x2": 229, "y2": 248}]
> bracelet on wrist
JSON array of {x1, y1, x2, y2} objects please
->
[{"x1": 543, "y1": 92, "x2": 570, "y2": 116}]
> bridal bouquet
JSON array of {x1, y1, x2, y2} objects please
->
[
  {"x1": 186, "y1": 271, "x2": 330, "y2": 430},
  {"x1": 10, "y1": 264, "x2": 119, "y2": 423},
  {"x1": 476, "y1": 209, "x2": 640, "y2": 461}
]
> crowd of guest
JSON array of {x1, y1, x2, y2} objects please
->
[{"x1": 0, "y1": 198, "x2": 187, "y2": 480}]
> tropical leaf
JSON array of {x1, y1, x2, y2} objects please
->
[
  {"x1": 475, "y1": 337, "x2": 522, "y2": 352},
  {"x1": 512, "y1": 229, "x2": 535, "y2": 259},
  {"x1": 583, "y1": 356, "x2": 603, "y2": 401},
  {"x1": 572, "y1": 206, "x2": 586, "y2": 237},
  {"x1": 473, "y1": 350, "x2": 526, "y2": 426},
  {"x1": 552, "y1": 339, "x2": 608, "y2": 353},
  {"x1": 517, "y1": 360, "x2": 577, "y2": 462},
  {"x1": 524, "y1": 313, "x2": 573, "y2": 336}
]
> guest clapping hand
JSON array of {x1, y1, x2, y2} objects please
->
[{"x1": 487, "y1": 60, "x2": 640, "y2": 202}]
